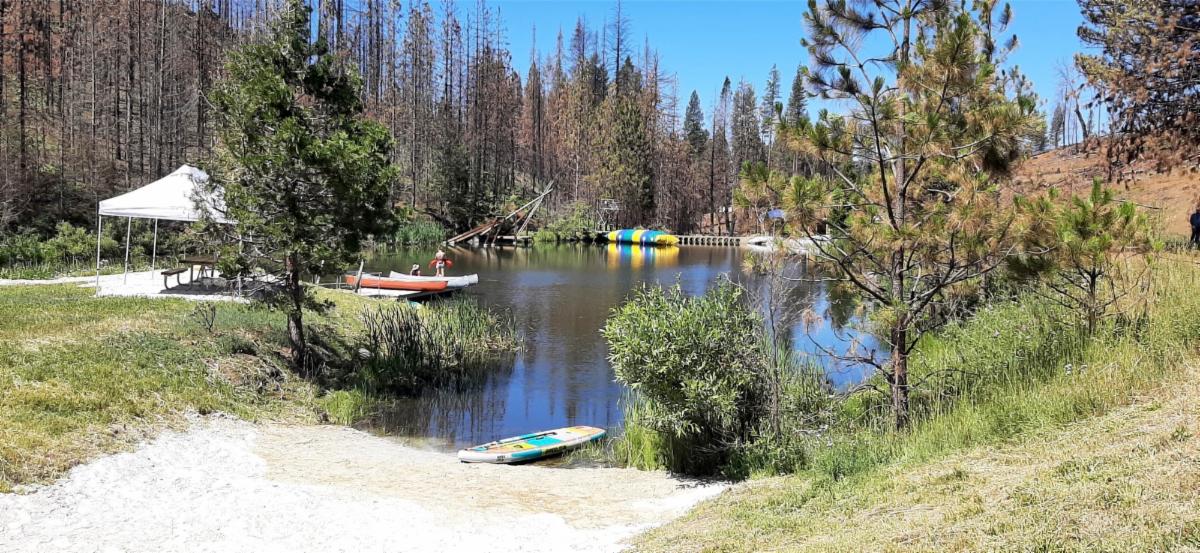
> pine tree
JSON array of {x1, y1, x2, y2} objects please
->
[
  {"x1": 683, "y1": 90, "x2": 708, "y2": 158},
  {"x1": 1077, "y1": 0, "x2": 1199, "y2": 166},
  {"x1": 784, "y1": 0, "x2": 1039, "y2": 429},
  {"x1": 784, "y1": 63, "x2": 807, "y2": 125},
  {"x1": 1049, "y1": 103, "x2": 1065, "y2": 149},
  {"x1": 759, "y1": 64, "x2": 781, "y2": 168},
  {"x1": 731, "y1": 80, "x2": 763, "y2": 172},
  {"x1": 207, "y1": 0, "x2": 397, "y2": 372},
  {"x1": 595, "y1": 96, "x2": 655, "y2": 226}
]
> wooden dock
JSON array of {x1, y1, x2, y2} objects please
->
[{"x1": 674, "y1": 235, "x2": 745, "y2": 246}]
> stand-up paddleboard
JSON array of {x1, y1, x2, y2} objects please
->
[
  {"x1": 458, "y1": 426, "x2": 606, "y2": 464},
  {"x1": 387, "y1": 271, "x2": 479, "y2": 288}
]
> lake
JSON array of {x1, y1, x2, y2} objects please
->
[{"x1": 360, "y1": 242, "x2": 877, "y2": 450}]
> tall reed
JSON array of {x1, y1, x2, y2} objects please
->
[
  {"x1": 357, "y1": 297, "x2": 517, "y2": 394},
  {"x1": 387, "y1": 220, "x2": 447, "y2": 248},
  {"x1": 808, "y1": 257, "x2": 1200, "y2": 481}
]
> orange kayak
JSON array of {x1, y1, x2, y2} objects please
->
[{"x1": 344, "y1": 274, "x2": 448, "y2": 292}]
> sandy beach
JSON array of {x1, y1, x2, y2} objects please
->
[{"x1": 0, "y1": 416, "x2": 724, "y2": 553}]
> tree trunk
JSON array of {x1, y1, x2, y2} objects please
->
[
  {"x1": 285, "y1": 254, "x2": 308, "y2": 373},
  {"x1": 890, "y1": 323, "x2": 910, "y2": 430}
]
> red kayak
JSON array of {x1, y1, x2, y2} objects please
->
[
  {"x1": 344, "y1": 274, "x2": 448, "y2": 292},
  {"x1": 428, "y1": 258, "x2": 454, "y2": 268}
]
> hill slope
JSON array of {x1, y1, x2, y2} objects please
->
[
  {"x1": 635, "y1": 360, "x2": 1200, "y2": 552},
  {"x1": 1013, "y1": 147, "x2": 1200, "y2": 237}
]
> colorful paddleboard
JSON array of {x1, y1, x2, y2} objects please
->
[
  {"x1": 457, "y1": 426, "x2": 607, "y2": 464},
  {"x1": 606, "y1": 229, "x2": 679, "y2": 246}
]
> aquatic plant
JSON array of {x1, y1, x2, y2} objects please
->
[
  {"x1": 357, "y1": 297, "x2": 517, "y2": 395},
  {"x1": 388, "y1": 219, "x2": 447, "y2": 247}
]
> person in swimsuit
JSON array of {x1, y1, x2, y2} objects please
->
[{"x1": 434, "y1": 249, "x2": 447, "y2": 277}]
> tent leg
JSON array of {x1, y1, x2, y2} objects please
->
[
  {"x1": 95, "y1": 214, "x2": 103, "y2": 294},
  {"x1": 150, "y1": 219, "x2": 158, "y2": 278},
  {"x1": 123, "y1": 217, "x2": 132, "y2": 284}
]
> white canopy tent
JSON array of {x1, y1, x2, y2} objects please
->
[{"x1": 95, "y1": 164, "x2": 233, "y2": 288}]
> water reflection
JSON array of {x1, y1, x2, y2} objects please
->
[
  {"x1": 363, "y1": 243, "x2": 877, "y2": 450},
  {"x1": 605, "y1": 243, "x2": 680, "y2": 269}
]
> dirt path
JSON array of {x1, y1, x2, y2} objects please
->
[{"x1": 0, "y1": 416, "x2": 724, "y2": 552}]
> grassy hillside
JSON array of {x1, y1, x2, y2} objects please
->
[
  {"x1": 634, "y1": 257, "x2": 1200, "y2": 552},
  {"x1": 637, "y1": 363, "x2": 1199, "y2": 552}
]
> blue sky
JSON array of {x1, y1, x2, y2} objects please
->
[{"x1": 486, "y1": 0, "x2": 1086, "y2": 120}]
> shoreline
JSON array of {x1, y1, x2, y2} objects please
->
[{"x1": 0, "y1": 415, "x2": 725, "y2": 553}]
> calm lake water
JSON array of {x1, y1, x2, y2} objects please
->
[{"x1": 361, "y1": 243, "x2": 876, "y2": 450}]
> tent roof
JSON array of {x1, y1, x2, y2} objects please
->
[{"x1": 98, "y1": 165, "x2": 233, "y2": 223}]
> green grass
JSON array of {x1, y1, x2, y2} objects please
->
[
  {"x1": 633, "y1": 257, "x2": 1200, "y2": 551},
  {"x1": 0, "y1": 259, "x2": 156, "y2": 280},
  {"x1": 0, "y1": 281, "x2": 521, "y2": 491},
  {"x1": 0, "y1": 285, "x2": 329, "y2": 491}
]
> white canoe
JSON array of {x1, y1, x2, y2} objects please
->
[
  {"x1": 387, "y1": 271, "x2": 479, "y2": 288},
  {"x1": 457, "y1": 426, "x2": 607, "y2": 464}
]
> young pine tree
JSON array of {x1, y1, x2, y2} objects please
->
[
  {"x1": 207, "y1": 0, "x2": 397, "y2": 373},
  {"x1": 782, "y1": 0, "x2": 1040, "y2": 429}
]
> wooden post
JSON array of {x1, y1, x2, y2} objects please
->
[
  {"x1": 122, "y1": 217, "x2": 132, "y2": 284},
  {"x1": 353, "y1": 259, "x2": 365, "y2": 293},
  {"x1": 94, "y1": 213, "x2": 103, "y2": 292}
]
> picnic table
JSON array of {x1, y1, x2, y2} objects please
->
[{"x1": 180, "y1": 255, "x2": 218, "y2": 282}]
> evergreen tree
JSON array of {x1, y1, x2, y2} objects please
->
[
  {"x1": 595, "y1": 96, "x2": 655, "y2": 226},
  {"x1": 731, "y1": 80, "x2": 763, "y2": 170},
  {"x1": 784, "y1": 63, "x2": 808, "y2": 125},
  {"x1": 1049, "y1": 103, "x2": 1065, "y2": 149},
  {"x1": 784, "y1": 0, "x2": 1039, "y2": 429},
  {"x1": 1077, "y1": 0, "x2": 1200, "y2": 166},
  {"x1": 207, "y1": 0, "x2": 397, "y2": 372},
  {"x1": 760, "y1": 65, "x2": 781, "y2": 170},
  {"x1": 760, "y1": 65, "x2": 781, "y2": 140},
  {"x1": 683, "y1": 90, "x2": 709, "y2": 158},
  {"x1": 615, "y1": 56, "x2": 642, "y2": 98}
]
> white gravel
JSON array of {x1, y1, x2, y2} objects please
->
[{"x1": 0, "y1": 417, "x2": 724, "y2": 553}]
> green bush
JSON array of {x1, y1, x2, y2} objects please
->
[
  {"x1": 604, "y1": 280, "x2": 771, "y2": 475},
  {"x1": 532, "y1": 228, "x2": 560, "y2": 243},
  {"x1": 43, "y1": 222, "x2": 113, "y2": 263},
  {"x1": 538, "y1": 202, "x2": 595, "y2": 241}
]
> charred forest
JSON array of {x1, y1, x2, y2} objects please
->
[{"x1": 0, "y1": 0, "x2": 806, "y2": 239}]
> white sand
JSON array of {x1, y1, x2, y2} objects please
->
[
  {"x1": 0, "y1": 270, "x2": 248, "y2": 302},
  {"x1": 0, "y1": 416, "x2": 724, "y2": 552}
]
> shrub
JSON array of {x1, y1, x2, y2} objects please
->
[
  {"x1": 538, "y1": 201, "x2": 595, "y2": 241},
  {"x1": 0, "y1": 233, "x2": 48, "y2": 265},
  {"x1": 43, "y1": 222, "x2": 108, "y2": 263},
  {"x1": 604, "y1": 280, "x2": 769, "y2": 475}
]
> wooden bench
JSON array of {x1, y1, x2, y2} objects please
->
[{"x1": 162, "y1": 268, "x2": 188, "y2": 289}]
